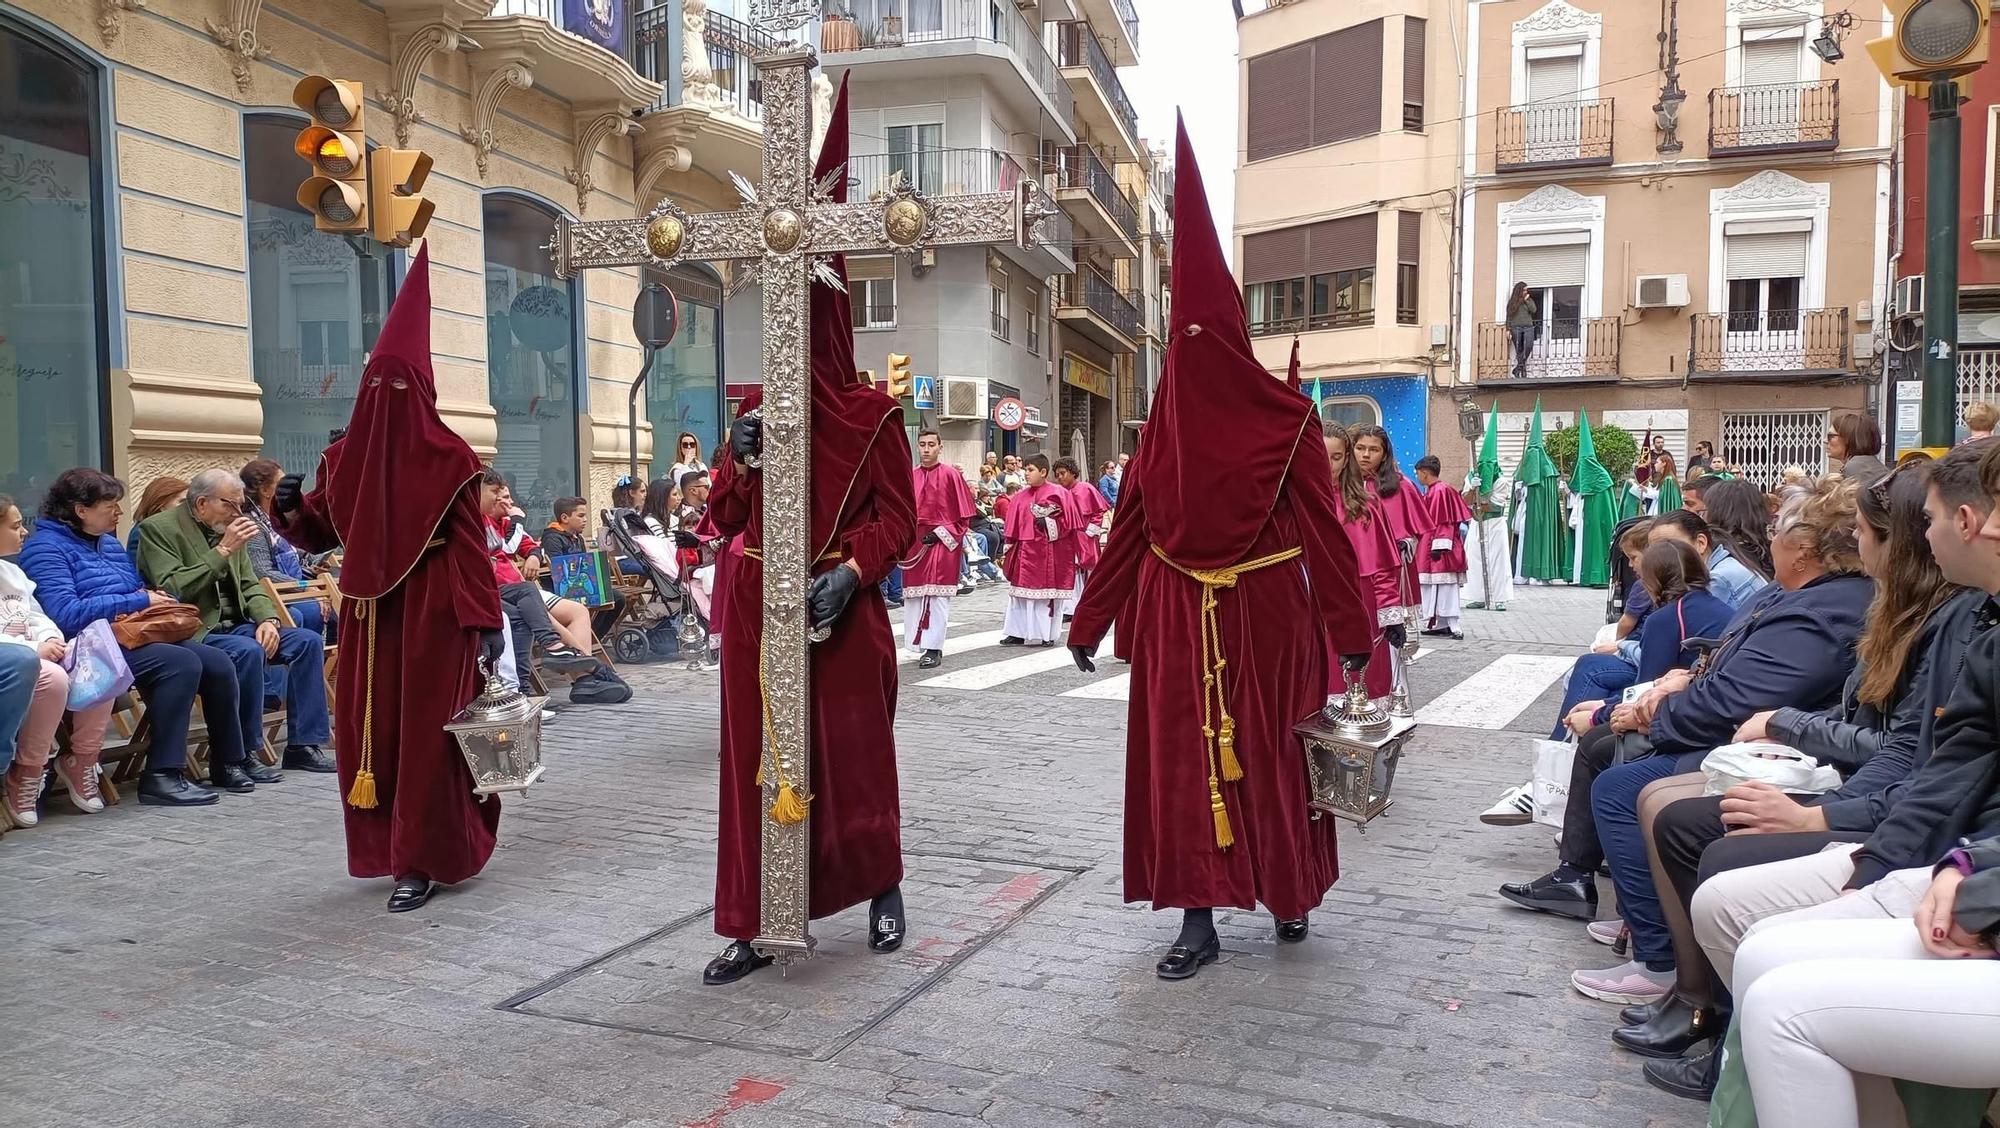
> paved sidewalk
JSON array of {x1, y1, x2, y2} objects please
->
[{"x1": 0, "y1": 586, "x2": 1694, "y2": 1128}]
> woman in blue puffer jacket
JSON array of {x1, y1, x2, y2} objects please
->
[{"x1": 19, "y1": 469, "x2": 258, "y2": 808}]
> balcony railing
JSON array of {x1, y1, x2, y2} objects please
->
[
  {"x1": 844, "y1": 146, "x2": 1029, "y2": 199},
  {"x1": 1977, "y1": 214, "x2": 2000, "y2": 245},
  {"x1": 1109, "y1": 0, "x2": 1141, "y2": 53},
  {"x1": 1248, "y1": 307, "x2": 1374, "y2": 337},
  {"x1": 1474, "y1": 319, "x2": 1622, "y2": 380},
  {"x1": 1709, "y1": 80, "x2": 1839, "y2": 157},
  {"x1": 1495, "y1": 98, "x2": 1614, "y2": 171},
  {"x1": 630, "y1": 5, "x2": 776, "y2": 120},
  {"x1": 1690, "y1": 308, "x2": 1850, "y2": 375},
  {"x1": 822, "y1": 1, "x2": 1073, "y2": 123},
  {"x1": 1055, "y1": 20, "x2": 1139, "y2": 142},
  {"x1": 1057, "y1": 265, "x2": 1141, "y2": 342},
  {"x1": 1053, "y1": 145, "x2": 1139, "y2": 243}
]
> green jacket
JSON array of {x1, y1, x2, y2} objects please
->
[{"x1": 134, "y1": 503, "x2": 280, "y2": 640}]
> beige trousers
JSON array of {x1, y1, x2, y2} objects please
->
[{"x1": 1689, "y1": 843, "x2": 1932, "y2": 990}]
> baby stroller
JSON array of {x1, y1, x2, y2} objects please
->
[{"x1": 600, "y1": 508, "x2": 703, "y2": 664}]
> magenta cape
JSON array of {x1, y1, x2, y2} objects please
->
[
  {"x1": 1002, "y1": 480, "x2": 1075, "y2": 598},
  {"x1": 1331, "y1": 491, "x2": 1399, "y2": 699},
  {"x1": 1067, "y1": 479, "x2": 1110, "y2": 571},
  {"x1": 1420, "y1": 480, "x2": 1472, "y2": 578},
  {"x1": 903, "y1": 462, "x2": 975, "y2": 598}
]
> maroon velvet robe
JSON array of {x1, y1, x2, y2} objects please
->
[
  {"x1": 1374, "y1": 476, "x2": 1425, "y2": 610},
  {"x1": 1066, "y1": 479, "x2": 1110, "y2": 572},
  {"x1": 1331, "y1": 491, "x2": 1399, "y2": 699},
  {"x1": 1002, "y1": 480, "x2": 1075, "y2": 598},
  {"x1": 1420, "y1": 479, "x2": 1472, "y2": 579},
  {"x1": 902, "y1": 462, "x2": 975, "y2": 598}
]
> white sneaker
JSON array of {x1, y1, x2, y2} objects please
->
[{"x1": 1479, "y1": 784, "x2": 1534, "y2": 826}]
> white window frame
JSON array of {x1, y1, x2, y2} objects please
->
[
  {"x1": 849, "y1": 256, "x2": 898, "y2": 331},
  {"x1": 1494, "y1": 184, "x2": 1605, "y2": 321},
  {"x1": 1509, "y1": 1, "x2": 1601, "y2": 108},
  {"x1": 1725, "y1": 0, "x2": 1820, "y2": 89},
  {"x1": 991, "y1": 276, "x2": 1011, "y2": 341},
  {"x1": 1707, "y1": 170, "x2": 1830, "y2": 316},
  {"x1": 1025, "y1": 285, "x2": 1041, "y2": 354}
]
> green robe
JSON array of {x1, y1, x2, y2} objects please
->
[
  {"x1": 1617, "y1": 480, "x2": 1643, "y2": 522},
  {"x1": 1656, "y1": 475, "x2": 1684, "y2": 513},
  {"x1": 1569, "y1": 413, "x2": 1617, "y2": 587},
  {"x1": 1515, "y1": 445, "x2": 1570, "y2": 582}
]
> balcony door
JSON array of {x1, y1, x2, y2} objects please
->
[
  {"x1": 1508, "y1": 236, "x2": 1587, "y2": 378},
  {"x1": 1723, "y1": 224, "x2": 1808, "y2": 372},
  {"x1": 1523, "y1": 48, "x2": 1582, "y2": 163},
  {"x1": 1737, "y1": 30, "x2": 1804, "y2": 147},
  {"x1": 887, "y1": 122, "x2": 943, "y2": 195}
]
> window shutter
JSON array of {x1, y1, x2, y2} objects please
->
[
  {"x1": 1403, "y1": 17, "x2": 1426, "y2": 121},
  {"x1": 1312, "y1": 20, "x2": 1384, "y2": 146},
  {"x1": 1305, "y1": 214, "x2": 1378, "y2": 275},
  {"x1": 1742, "y1": 35, "x2": 1801, "y2": 87},
  {"x1": 1242, "y1": 226, "x2": 1309, "y2": 285},
  {"x1": 1247, "y1": 43, "x2": 1313, "y2": 161},
  {"x1": 1509, "y1": 240, "x2": 1587, "y2": 289},
  {"x1": 847, "y1": 255, "x2": 897, "y2": 282},
  {"x1": 1398, "y1": 211, "x2": 1421, "y2": 264},
  {"x1": 1526, "y1": 54, "x2": 1580, "y2": 104},
  {"x1": 1725, "y1": 232, "x2": 1809, "y2": 280}
]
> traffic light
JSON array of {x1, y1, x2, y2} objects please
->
[
  {"x1": 1868, "y1": 0, "x2": 1988, "y2": 91},
  {"x1": 886, "y1": 353, "x2": 913, "y2": 399},
  {"x1": 369, "y1": 147, "x2": 434, "y2": 247},
  {"x1": 293, "y1": 75, "x2": 368, "y2": 234}
]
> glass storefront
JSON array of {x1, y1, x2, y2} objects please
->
[
  {"x1": 642, "y1": 263, "x2": 724, "y2": 477},
  {"x1": 483, "y1": 194, "x2": 581, "y2": 519},
  {"x1": 245, "y1": 115, "x2": 397, "y2": 487},
  {"x1": 0, "y1": 21, "x2": 108, "y2": 519}
]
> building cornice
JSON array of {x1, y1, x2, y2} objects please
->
[{"x1": 1466, "y1": 146, "x2": 1892, "y2": 193}]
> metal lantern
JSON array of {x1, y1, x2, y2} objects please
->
[
  {"x1": 1297, "y1": 664, "x2": 1413, "y2": 829},
  {"x1": 443, "y1": 660, "x2": 548, "y2": 796},
  {"x1": 679, "y1": 608, "x2": 708, "y2": 671}
]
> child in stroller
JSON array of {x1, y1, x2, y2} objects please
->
[{"x1": 600, "y1": 508, "x2": 712, "y2": 665}]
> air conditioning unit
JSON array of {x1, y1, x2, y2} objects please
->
[
  {"x1": 939, "y1": 377, "x2": 984, "y2": 421},
  {"x1": 1894, "y1": 275, "x2": 1925, "y2": 319},
  {"x1": 1634, "y1": 274, "x2": 1690, "y2": 310}
]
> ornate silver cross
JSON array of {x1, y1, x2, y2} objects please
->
[{"x1": 548, "y1": 33, "x2": 1041, "y2": 960}]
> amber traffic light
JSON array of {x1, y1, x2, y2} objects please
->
[
  {"x1": 1868, "y1": 0, "x2": 1989, "y2": 91},
  {"x1": 886, "y1": 353, "x2": 914, "y2": 399},
  {"x1": 369, "y1": 147, "x2": 434, "y2": 247},
  {"x1": 293, "y1": 75, "x2": 368, "y2": 234}
]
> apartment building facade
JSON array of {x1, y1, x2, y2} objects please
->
[
  {"x1": 1235, "y1": 0, "x2": 1461, "y2": 463},
  {"x1": 1450, "y1": 0, "x2": 1888, "y2": 485}
]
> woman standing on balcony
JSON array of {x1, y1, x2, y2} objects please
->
[{"x1": 1507, "y1": 282, "x2": 1538, "y2": 378}]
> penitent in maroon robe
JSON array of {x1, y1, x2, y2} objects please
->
[
  {"x1": 1331, "y1": 491, "x2": 1401, "y2": 700},
  {"x1": 1002, "y1": 480, "x2": 1076, "y2": 596},
  {"x1": 707, "y1": 77, "x2": 917, "y2": 941},
  {"x1": 1066, "y1": 478, "x2": 1110, "y2": 574},
  {"x1": 278, "y1": 245, "x2": 506, "y2": 886},
  {"x1": 1420, "y1": 479, "x2": 1472, "y2": 579},
  {"x1": 903, "y1": 462, "x2": 975, "y2": 598},
  {"x1": 1069, "y1": 121, "x2": 1375, "y2": 920}
]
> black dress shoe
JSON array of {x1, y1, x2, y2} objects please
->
[
  {"x1": 1155, "y1": 936, "x2": 1221, "y2": 980},
  {"x1": 998, "y1": 636, "x2": 1025, "y2": 646},
  {"x1": 1275, "y1": 917, "x2": 1309, "y2": 943},
  {"x1": 209, "y1": 761, "x2": 258, "y2": 794},
  {"x1": 918, "y1": 649, "x2": 942, "y2": 669},
  {"x1": 1497, "y1": 871, "x2": 1599, "y2": 920},
  {"x1": 1643, "y1": 1045, "x2": 1721, "y2": 1101},
  {"x1": 283, "y1": 744, "x2": 337, "y2": 773},
  {"x1": 137, "y1": 769, "x2": 219, "y2": 807},
  {"x1": 1614, "y1": 994, "x2": 1727, "y2": 1059},
  {"x1": 242, "y1": 759, "x2": 283, "y2": 785},
  {"x1": 703, "y1": 941, "x2": 773, "y2": 985},
  {"x1": 1620, "y1": 999, "x2": 1665, "y2": 1027},
  {"x1": 1420, "y1": 627, "x2": 1454, "y2": 637},
  {"x1": 386, "y1": 876, "x2": 436, "y2": 913}
]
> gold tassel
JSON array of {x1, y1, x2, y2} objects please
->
[
  {"x1": 1210, "y1": 789, "x2": 1234, "y2": 849},
  {"x1": 754, "y1": 759, "x2": 765, "y2": 787},
  {"x1": 1218, "y1": 719, "x2": 1243, "y2": 782},
  {"x1": 346, "y1": 769, "x2": 378, "y2": 810},
  {"x1": 770, "y1": 780, "x2": 810, "y2": 825}
]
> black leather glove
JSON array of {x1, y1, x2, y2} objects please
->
[
  {"x1": 478, "y1": 628, "x2": 506, "y2": 671},
  {"x1": 1397, "y1": 537, "x2": 1418, "y2": 565},
  {"x1": 1429, "y1": 546, "x2": 1445, "y2": 561},
  {"x1": 1384, "y1": 623, "x2": 1407, "y2": 651},
  {"x1": 1070, "y1": 642, "x2": 1097, "y2": 673},
  {"x1": 729, "y1": 414, "x2": 763, "y2": 463},
  {"x1": 1340, "y1": 653, "x2": 1372, "y2": 674},
  {"x1": 806, "y1": 563, "x2": 861, "y2": 630},
  {"x1": 922, "y1": 531, "x2": 940, "y2": 546},
  {"x1": 674, "y1": 530, "x2": 700, "y2": 548},
  {"x1": 273, "y1": 473, "x2": 305, "y2": 516}
]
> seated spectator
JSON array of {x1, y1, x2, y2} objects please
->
[
  {"x1": 136, "y1": 468, "x2": 334, "y2": 774},
  {"x1": 667, "y1": 430, "x2": 708, "y2": 488},
  {"x1": 21, "y1": 468, "x2": 273, "y2": 806},
  {"x1": 1647, "y1": 508, "x2": 1766, "y2": 610},
  {"x1": 604, "y1": 476, "x2": 646, "y2": 576},
  {"x1": 540, "y1": 495, "x2": 625, "y2": 642},
  {"x1": 126, "y1": 476, "x2": 186, "y2": 556},
  {"x1": 479, "y1": 469, "x2": 597, "y2": 678},
  {"x1": 0, "y1": 494, "x2": 116, "y2": 825},
  {"x1": 1547, "y1": 520, "x2": 1657, "y2": 740},
  {"x1": 1562, "y1": 539, "x2": 1735, "y2": 737},
  {"x1": 1828, "y1": 410, "x2": 1888, "y2": 482},
  {"x1": 240, "y1": 459, "x2": 332, "y2": 663},
  {"x1": 674, "y1": 470, "x2": 720, "y2": 627},
  {"x1": 1692, "y1": 477, "x2": 1777, "y2": 585},
  {"x1": 1499, "y1": 480, "x2": 1872, "y2": 965}
]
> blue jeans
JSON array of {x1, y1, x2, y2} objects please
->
[
  {"x1": 215, "y1": 622, "x2": 330, "y2": 747},
  {"x1": 1552, "y1": 652, "x2": 1638, "y2": 740},
  {"x1": 1592, "y1": 755, "x2": 1688, "y2": 969},
  {"x1": 125, "y1": 639, "x2": 247, "y2": 770},
  {"x1": 0, "y1": 645, "x2": 40, "y2": 773},
  {"x1": 880, "y1": 566, "x2": 904, "y2": 603}
]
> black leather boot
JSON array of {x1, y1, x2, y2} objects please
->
[
  {"x1": 137, "y1": 769, "x2": 218, "y2": 807},
  {"x1": 1643, "y1": 1044, "x2": 1722, "y2": 1101},
  {"x1": 1620, "y1": 998, "x2": 1665, "y2": 1027},
  {"x1": 1614, "y1": 993, "x2": 1728, "y2": 1059}
]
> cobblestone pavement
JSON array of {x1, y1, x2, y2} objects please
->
[{"x1": 0, "y1": 583, "x2": 1701, "y2": 1128}]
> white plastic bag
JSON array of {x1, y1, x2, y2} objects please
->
[
  {"x1": 1700, "y1": 742, "x2": 1844, "y2": 796},
  {"x1": 61, "y1": 619, "x2": 134, "y2": 710},
  {"x1": 1531, "y1": 738, "x2": 1575, "y2": 827}
]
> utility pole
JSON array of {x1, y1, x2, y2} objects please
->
[{"x1": 1923, "y1": 78, "x2": 1963, "y2": 446}]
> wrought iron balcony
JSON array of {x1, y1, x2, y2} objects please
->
[
  {"x1": 630, "y1": 5, "x2": 775, "y2": 121},
  {"x1": 1690, "y1": 308, "x2": 1850, "y2": 376},
  {"x1": 1495, "y1": 98, "x2": 1614, "y2": 172},
  {"x1": 1055, "y1": 20, "x2": 1139, "y2": 144},
  {"x1": 844, "y1": 146, "x2": 1030, "y2": 199},
  {"x1": 1056, "y1": 265, "x2": 1141, "y2": 347},
  {"x1": 1708, "y1": 80, "x2": 1839, "y2": 157},
  {"x1": 1474, "y1": 318, "x2": 1622, "y2": 381},
  {"x1": 821, "y1": 0, "x2": 1073, "y2": 124},
  {"x1": 1053, "y1": 144, "x2": 1139, "y2": 245},
  {"x1": 1976, "y1": 214, "x2": 2000, "y2": 247}
]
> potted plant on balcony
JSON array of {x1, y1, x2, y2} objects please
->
[{"x1": 822, "y1": 5, "x2": 858, "y2": 52}]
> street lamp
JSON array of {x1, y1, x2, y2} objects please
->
[{"x1": 1812, "y1": 12, "x2": 1855, "y2": 63}]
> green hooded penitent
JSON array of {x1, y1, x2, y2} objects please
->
[
  {"x1": 1514, "y1": 397, "x2": 1571, "y2": 582},
  {"x1": 1569, "y1": 410, "x2": 1617, "y2": 587}
]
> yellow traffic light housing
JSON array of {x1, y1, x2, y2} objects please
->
[
  {"x1": 1869, "y1": 0, "x2": 1989, "y2": 89},
  {"x1": 369, "y1": 148, "x2": 435, "y2": 247},
  {"x1": 885, "y1": 353, "x2": 914, "y2": 399},
  {"x1": 293, "y1": 75, "x2": 368, "y2": 234}
]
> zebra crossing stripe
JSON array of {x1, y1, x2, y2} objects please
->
[
  {"x1": 897, "y1": 629, "x2": 1007, "y2": 664},
  {"x1": 1060, "y1": 672, "x2": 1131, "y2": 700},
  {"x1": 914, "y1": 631, "x2": 1115, "y2": 691},
  {"x1": 1413, "y1": 653, "x2": 1572, "y2": 730}
]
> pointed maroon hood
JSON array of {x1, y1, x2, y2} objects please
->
[{"x1": 1285, "y1": 335, "x2": 1302, "y2": 392}]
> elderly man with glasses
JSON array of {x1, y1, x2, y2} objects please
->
[{"x1": 135, "y1": 467, "x2": 334, "y2": 775}]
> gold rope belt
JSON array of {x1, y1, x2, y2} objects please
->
[
  {"x1": 1149, "y1": 544, "x2": 1304, "y2": 850},
  {"x1": 741, "y1": 546, "x2": 843, "y2": 825},
  {"x1": 345, "y1": 536, "x2": 446, "y2": 811}
]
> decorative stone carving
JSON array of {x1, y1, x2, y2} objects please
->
[
  {"x1": 633, "y1": 139, "x2": 696, "y2": 211},
  {"x1": 1504, "y1": 183, "x2": 1598, "y2": 217},
  {"x1": 1716, "y1": 168, "x2": 1828, "y2": 203},
  {"x1": 205, "y1": 0, "x2": 271, "y2": 92},
  {"x1": 682, "y1": 0, "x2": 721, "y2": 108},
  {"x1": 98, "y1": 0, "x2": 145, "y2": 44},
  {"x1": 386, "y1": 22, "x2": 476, "y2": 148},
  {"x1": 809, "y1": 72, "x2": 833, "y2": 160},
  {"x1": 565, "y1": 110, "x2": 641, "y2": 216},
  {"x1": 1514, "y1": 0, "x2": 1601, "y2": 35},
  {"x1": 460, "y1": 60, "x2": 534, "y2": 180}
]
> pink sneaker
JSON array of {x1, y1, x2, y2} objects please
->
[
  {"x1": 1570, "y1": 960, "x2": 1672, "y2": 1005},
  {"x1": 3, "y1": 764, "x2": 45, "y2": 828},
  {"x1": 1586, "y1": 919, "x2": 1625, "y2": 946},
  {"x1": 53, "y1": 754, "x2": 104, "y2": 814}
]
